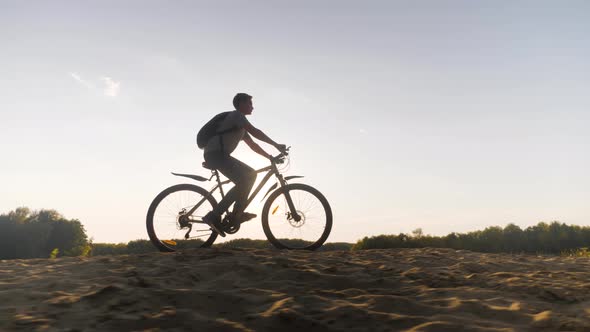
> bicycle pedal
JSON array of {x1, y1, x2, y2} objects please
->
[{"x1": 241, "y1": 213, "x2": 257, "y2": 222}]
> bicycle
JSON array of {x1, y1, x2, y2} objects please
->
[{"x1": 146, "y1": 148, "x2": 333, "y2": 251}]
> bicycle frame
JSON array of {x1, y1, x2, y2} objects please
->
[{"x1": 185, "y1": 159, "x2": 301, "y2": 222}]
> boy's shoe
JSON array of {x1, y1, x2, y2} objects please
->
[{"x1": 203, "y1": 212, "x2": 225, "y2": 237}]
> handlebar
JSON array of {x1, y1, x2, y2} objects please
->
[{"x1": 271, "y1": 146, "x2": 291, "y2": 164}]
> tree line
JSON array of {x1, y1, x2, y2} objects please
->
[
  {"x1": 352, "y1": 222, "x2": 590, "y2": 254},
  {"x1": 2, "y1": 207, "x2": 589, "y2": 259}
]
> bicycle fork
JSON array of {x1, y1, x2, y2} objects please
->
[{"x1": 278, "y1": 175, "x2": 301, "y2": 222}]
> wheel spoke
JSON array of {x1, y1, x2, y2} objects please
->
[
  {"x1": 263, "y1": 185, "x2": 331, "y2": 250},
  {"x1": 147, "y1": 185, "x2": 218, "y2": 251}
]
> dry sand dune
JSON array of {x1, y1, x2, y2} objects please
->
[{"x1": 2, "y1": 247, "x2": 590, "y2": 331}]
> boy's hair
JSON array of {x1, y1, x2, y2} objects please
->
[{"x1": 233, "y1": 93, "x2": 252, "y2": 109}]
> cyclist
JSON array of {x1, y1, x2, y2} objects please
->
[{"x1": 202, "y1": 93, "x2": 287, "y2": 237}]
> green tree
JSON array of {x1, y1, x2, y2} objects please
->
[{"x1": 0, "y1": 208, "x2": 90, "y2": 259}]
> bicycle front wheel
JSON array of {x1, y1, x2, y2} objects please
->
[
  {"x1": 262, "y1": 183, "x2": 332, "y2": 250},
  {"x1": 146, "y1": 184, "x2": 218, "y2": 252}
]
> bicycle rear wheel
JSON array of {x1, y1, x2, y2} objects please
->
[
  {"x1": 146, "y1": 184, "x2": 218, "y2": 252},
  {"x1": 262, "y1": 183, "x2": 332, "y2": 250}
]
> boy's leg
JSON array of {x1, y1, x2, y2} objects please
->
[
  {"x1": 209, "y1": 155, "x2": 256, "y2": 217},
  {"x1": 219, "y1": 157, "x2": 256, "y2": 217}
]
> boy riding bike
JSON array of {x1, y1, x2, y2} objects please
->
[{"x1": 200, "y1": 93, "x2": 287, "y2": 237}]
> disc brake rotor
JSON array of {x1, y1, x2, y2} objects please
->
[{"x1": 288, "y1": 210, "x2": 306, "y2": 228}]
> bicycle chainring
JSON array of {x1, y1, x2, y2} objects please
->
[{"x1": 221, "y1": 216, "x2": 241, "y2": 234}]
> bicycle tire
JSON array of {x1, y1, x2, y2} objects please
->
[
  {"x1": 262, "y1": 183, "x2": 332, "y2": 250},
  {"x1": 146, "y1": 184, "x2": 218, "y2": 252}
]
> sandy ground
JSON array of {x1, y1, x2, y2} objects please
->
[{"x1": 2, "y1": 247, "x2": 590, "y2": 331}]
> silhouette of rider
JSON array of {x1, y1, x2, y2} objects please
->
[{"x1": 202, "y1": 93, "x2": 286, "y2": 236}]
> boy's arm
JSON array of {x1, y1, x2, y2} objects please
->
[
  {"x1": 244, "y1": 122, "x2": 286, "y2": 152},
  {"x1": 243, "y1": 133, "x2": 272, "y2": 159}
]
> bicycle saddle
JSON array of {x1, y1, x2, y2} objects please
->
[{"x1": 202, "y1": 161, "x2": 214, "y2": 170}]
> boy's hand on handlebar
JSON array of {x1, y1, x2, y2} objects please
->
[{"x1": 275, "y1": 144, "x2": 288, "y2": 154}]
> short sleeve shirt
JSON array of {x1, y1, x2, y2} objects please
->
[{"x1": 204, "y1": 111, "x2": 249, "y2": 154}]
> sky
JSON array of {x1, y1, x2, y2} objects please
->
[{"x1": 1, "y1": 1, "x2": 589, "y2": 244}]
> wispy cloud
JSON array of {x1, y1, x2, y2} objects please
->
[
  {"x1": 359, "y1": 128, "x2": 367, "y2": 134},
  {"x1": 69, "y1": 72, "x2": 95, "y2": 89},
  {"x1": 69, "y1": 72, "x2": 121, "y2": 97},
  {"x1": 101, "y1": 77, "x2": 121, "y2": 97}
]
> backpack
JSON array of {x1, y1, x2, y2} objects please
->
[{"x1": 196, "y1": 112, "x2": 240, "y2": 149}]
